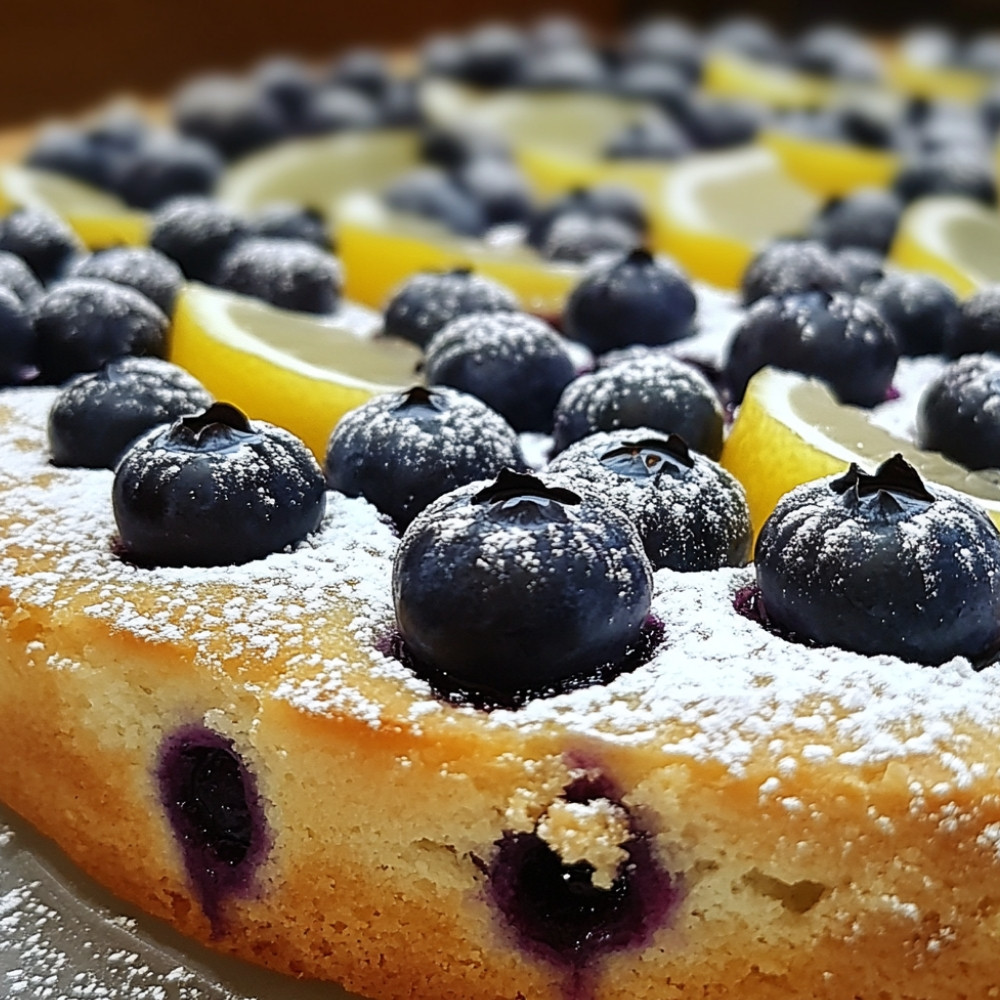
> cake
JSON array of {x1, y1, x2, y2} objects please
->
[{"x1": 4, "y1": 13, "x2": 1000, "y2": 1000}]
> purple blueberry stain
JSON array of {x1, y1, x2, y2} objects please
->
[{"x1": 157, "y1": 725, "x2": 270, "y2": 935}]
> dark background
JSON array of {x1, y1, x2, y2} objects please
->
[{"x1": 0, "y1": 0, "x2": 997, "y2": 128}]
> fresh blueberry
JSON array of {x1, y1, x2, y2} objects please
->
[
  {"x1": 214, "y1": 238, "x2": 341, "y2": 314},
  {"x1": 113, "y1": 402, "x2": 326, "y2": 567},
  {"x1": 892, "y1": 150, "x2": 997, "y2": 206},
  {"x1": 741, "y1": 240, "x2": 850, "y2": 307},
  {"x1": 835, "y1": 247, "x2": 885, "y2": 293},
  {"x1": 418, "y1": 125, "x2": 511, "y2": 172},
  {"x1": 392, "y1": 468, "x2": 653, "y2": 701},
  {"x1": 0, "y1": 209, "x2": 82, "y2": 284},
  {"x1": 452, "y1": 156, "x2": 534, "y2": 227},
  {"x1": 755, "y1": 455, "x2": 1000, "y2": 665},
  {"x1": 25, "y1": 123, "x2": 115, "y2": 190},
  {"x1": 327, "y1": 48, "x2": 392, "y2": 101},
  {"x1": 562, "y1": 248, "x2": 696, "y2": 354},
  {"x1": 48, "y1": 357, "x2": 212, "y2": 469},
  {"x1": 547, "y1": 429, "x2": 751, "y2": 571},
  {"x1": 528, "y1": 186, "x2": 648, "y2": 251},
  {"x1": 298, "y1": 85, "x2": 381, "y2": 136},
  {"x1": 706, "y1": 16, "x2": 785, "y2": 63},
  {"x1": 455, "y1": 23, "x2": 527, "y2": 88},
  {"x1": 384, "y1": 168, "x2": 488, "y2": 238},
  {"x1": 807, "y1": 188, "x2": 903, "y2": 255},
  {"x1": 603, "y1": 113, "x2": 691, "y2": 160},
  {"x1": 0, "y1": 286, "x2": 36, "y2": 386},
  {"x1": 529, "y1": 15, "x2": 591, "y2": 53},
  {"x1": 792, "y1": 25, "x2": 882, "y2": 82},
  {"x1": 149, "y1": 197, "x2": 249, "y2": 283},
  {"x1": 114, "y1": 132, "x2": 223, "y2": 210},
  {"x1": 383, "y1": 267, "x2": 518, "y2": 349},
  {"x1": 250, "y1": 202, "x2": 330, "y2": 250},
  {"x1": 724, "y1": 290, "x2": 898, "y2": 407},
  {"x1": 0, "y1": 250, "x2": 43, "y2": 304},
  {"x1": 676, "y1": 94, "x2": 765, "y2": 150},
  {"x1": 33, "y1": 277, "x2": 168, "y2": 384},
  {"x1": 518, "y1": 45, "x2": 607, "y2": 90},
  {"x1": 377, "y1": 78, "x2": 424, "y2": 128},
  {"x1": 325, "y1": 385, "x2": 525, "y2": 530},
  {"x1": 964, "y1": 33, "x2": 1000, "y2": 76},
  {"x1": 541, "y1": 212, "x2": 640, "y2": 264},
  {"x1": 552, "y1": 355, "x2": 724, "y2": 458},
  {"x1": 623, "y1": 17, "x2": 703, "y2": 83},
  {"x1": 947, "y1": 286, "x2": 1000, "y2": 357},
  {"x1": 252, "y1": 56, "x2": 316, "y2": 126},
  {"x1": 157, "y1": 725, "x2": 269, "y2": 930},
  {"x1": 615, "y1": 61, "x2": 690, "y2": 115},
  {"x1": 916, "y1": 354, "x2": 1000, "y2": 470},
  {"x1": 172, "y1": 74, "x2": 288, "y2": 160},
  {"x1": 424, "y1": 311, "x2": 576, "y2": 433},
  {"x1": 420, "y1": 33, "x2": 467, "y2": 78},
  {"x1": 68, "y1": 246, "x2": 184, "y2": 316},
  {"x1": 866, "y1": 271, "x2": 960, "y2": 357}
]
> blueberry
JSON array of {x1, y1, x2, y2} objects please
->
[
  {"x1": 724, "y1": 290, "x2": 898, "y2": 407},
  {"x1": 325, "y1": 385, "x2": 525, "y2": 530},
  {"x1": 327, "y1": 47, "x2": 392, "y2": 101},
  {"x1": 377, "y1": 78, "x2": 424, "y2": 128},
  {"x1": 0, "y1": 250, "x2": 43, "y2": 304},
  {"x1": 807, "y1": 188, "x2": 903, "y2": 255},
  {"x1": 0, "y1": 209, "x2": 82, "y2": 284},
  {"x1": 615, "y1": 61, "x2": 690, "y2": 115},
  {"x1": 383, "y1": 268, "x2": 518, "y2": 349},
  {"x1": 113, "y1": 402, "x2": 326, "y2": 567},
  {"x1": 299, "y1": 86, "x2": 381, "y2": 136},
  {"x1": 528, "y1": 187, "x2": 647, "y2": 251},
  {"x1": 623, "y1": 17, "x2": 703, "y2": 83},
  {"x1": 384, "y1": 168, "x2": 487, "y2": 238},
  {"x1": 706, "y1": 16, "x2": 785, "y2": 63},
  {"x1": 452, "y1": 156, "x2": 534, "y2": 227},
  {"x1": 214, "y1": 238, "x2": 341, "y2": 314},
  {"x1": 392, "y1": 468, "x2": 653, "y2": 700},
  {"x1": 792, "y1": 25, "x2": 882, "y2": 82},
  {"x1": 916, "y1": 354, "x2": 1000, "y2": 470},
  {"x1": 25, "y1": 123, "x2": 115, "y2": 190},
  {"x1": 552, "y1": 355, "x2": 724, "y2": 458},
  {"x1": 455, "y1": 23, "x2": 526, "y2": 88},
  {"x1": 964, "y1": 33, "x2": 1000, "y2": 76},
  {"x1": 603, "y1": 114, "x2": 691, "y2": 161},
  {"x1": 418, "y1": 125, "x2": 511, "y2": 171},
  {"x1": 420, "y1": 33, "x2": 467, "y2": 78},
  {"x1": 892, "y1": 150, "x2": 997, "y2": 206},
  {"x1": 541, "y1": 212, "x2": 640, "y2": 264},
  {"x1": 172, "y1": 74, "x2": 288, "y2": 160},
  {"x1": 755, "y1": 455, "x2": 1000, "y2": 666},
  {"x1": 563, "y1": 248, "x2": 696, "y2": 354},
  {"x1": 424, "y1": 312, "x2": 576, "y2": 433},
  {"x1": 947, "y1": 286, "x2": 1000, "y2": 357},
  {"x1": 33, "y1": 277, "x2": 168, "y2": 385},
  {"x1": 835, "y1": 247, "x2": 885, "y2": 294},
  {"x1": 48, "y1": 357, "x2": 212, "y2": 469},
  {"x1": 0, "y1": 286, "x2": 36, "y2": 386},
  {"x1": 157, "y1": 726, "x2": 269, "y2": 929},
  {"x1": 250, "y1": 202, "x2": 330, "y2": 250},
  {"x1": 149, "y1": 197, "x2": 249, "y2": 283},
  {"x1": 252, "y1": 56, "x2": 315, "y2": 125},
  {"x1": 518, "y1": 46, "x2": 607, "y2": 90},
  {"x1": 548, "y1": 429, "x2": 751, "y2": 571},
  {"x1": 675, "y1": 94, "x2": 765, "y2": 150},
  {"x1": 68, "y1": 246, "x2": 184, "y2": 316},
  {"x1": 866, "y1": 271, "x2": 960, "y2": 357},
  {"x1": 114, "y1": 132, "x2": 223, "y2": 210},
  {"x1": 741, "y1": 240, "x2": 850, "y2": 307}
]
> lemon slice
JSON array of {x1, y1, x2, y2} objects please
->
[
  {"x1": 889, "y1": 195, "x2": 1000, "y2": 296},
  {"x1": 336, "y1": 190, "x2": 585, "y2": 315},
  {"x1": 658, "y1": 145, "x2": 820, "y2": 289},
  {"x1": 168, "y1": 282, "x2": 422, "y2": 459},
  {"x1": 0, "y1": 164, "x2": 148, "y2": 247},
  {"x1": 887, "y1": 53, "x2": 988, "y2": 102},
  {"x1": 760, "y1": 127, "x2": 899, "y2": 197},
  {"x1": 702, "y1": 51, "x2": 834, "y2": 109},
  {"x1": 217, "y1": 129, "x2": 423, "y2": 213},
  {"x1": 721, "y1": 366, "x2": 1000, "y2": 537}
]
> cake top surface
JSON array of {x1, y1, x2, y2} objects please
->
[{"x1": 5, "y1": 382, "x2": 1000, "y2": 794}]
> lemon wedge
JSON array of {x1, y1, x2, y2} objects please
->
[
  {"x1": 336, "y1": 190, "x2": 584, "y2": 315},
  {"x1": 168, "y1": 283, "x2": 422, "y2": 459},
  {"x1": 889, "y1": 195, "x2": 1000, "y2": 296},
  {"x1": 721, "y1": 366, "x2": 1000, "y2": 537},
  {"x1": 658, "y1": 145, "x2": 820, "y2": 289},
  {"x1": 0, "y1": 164, "x2": 147, "y2": 247},
  {"x1": 887, "y1": 53, "x2": 988, "y2": 103},
  {"x1": 702, "y1": 51, "x2": 834, "y2": 109}
]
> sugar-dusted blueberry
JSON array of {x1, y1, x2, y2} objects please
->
[
  {"x1": 383, "y1": 267, "x2": 518, "y2": 349},
  {"x1": 453, "y1": 156, "x2": 534, "y2": 227},
  {"x1": 563, "y1": 248, "x2": 696, "y2": 355},
  {"x1": 33, "y1": 277, "x2": 168, "y2": 385},
  {"x1": 603, "y1": 113, "x2": 691, "y2": 160},
  {"x1": 299, "y1": 85, "x2": 381, "y2": 136},
  {"x1": 552, "y1": 354, "x2": 724, "y2": 458},
  {"x1": 68, "y1": 246, "x2": 184, "y2": 316},
  {"x1": 149, "y1": 196, "x2": 249, "y2": 283},
  {"x1": 114, "y1": 132, "x2": 223, "y2": 210},
  {"x1": 392, "y1": 468, "x2": 653, "y2": 700},
  {"x1": 384, "y1": 168, "x2": 487, "y2": 237},
  {"x1": 424, "y1": 311, "x2": 576, "y2": 433},
  {"x1": 615, "y1": 61, "x2": 690, "y2": 115},
  {"x1": 327, "y1": 47, "x2": 392, "y2": 101},
  {"x1": 0, "y1": 286, "x2": 36, "y2": 386},
  {"x1": 519, "y1": 45, "x2": 607, "y2": 90},
  {"x1": 548, "y1": 429, "x2": 751, "y2": 571},
  {"x1": 946, "y1": 286, "x2": 1000, "y2": 357},
  {"x1": 0, "y1": 250, "x2": 43, "y2": 304},
  {"x1": 0, "y1": 208, "x2": 82, "y2": 284},
  {"x1": 623, "y1": 16, "x2": 703, "y2": 83},
  {"x1": 252, "y1": 56, "x2": 315, "y2": 126},
  {"x1": 325, "y1": 385, "x2": 525, "y2": 530},
  {"x1": 250, "y1": 202, "x2": 330, "y2": 250},
  {"x1": 792, "y1": 24, "x2": 882, "y2": 82},
  {"x1": 113, "y1": 402, "x2": 326, "y2": 567},
  {"x1": 157, "y1": 725, "x2": 269, "y2": 929},
  {"x1": 676, "y1": 93, "x2": 765, "y2": 150},
  {"x1": 755, "y1": 455, "x2": 1000, "y2": 666},
  {"x1": 541, "y1": 212, "x2": 640, "y2": 264},
  {"x1": 707, "y1": 15, "x2": 785, "y2": 62},
  {"x1": 25, "y1": 123, "x2": 115, "y2": 190},
  {"x1": 892, "y1": 149, "x2": 997, "y2": 206},
  {"x1": 214, "y1": 237, "x2": 342, "y2": 314},
  {"x1": 835, "y1": 247, "x2": 885, "y2": 294},
  {"x1": 528, "y1": 186, "x2": 648, "y2": 251},
  {"x1": 807, "y1": 188, "x2": 903, "y2": 255},
  {"x1": 916, "y1": 354, "x2": 1000, "y2": 470},
  {"x1": 741, "y1": 239, "x2": 850, "y2": 307},
  {"x1": 866, "y1": 271, "x2": 960, "y2": 357},
  {"x1": 724, "y1": 290, "x2": 898, "y2": 407},
  {"x1": 48, "y1": 357, "x2": 212, "y2": 469},
  {"x1": 455, "y1": 23, "x2": 526, "y2": 88}
]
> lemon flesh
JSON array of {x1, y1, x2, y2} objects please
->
[
  {"x1": 169, "y1": 283, "x2": 422, "y2": 459},
  {"x1": 659, "y1": 146, "x2": 820, "y2": 289},
  {"x1": 890, "y1": 196, "x2": 1000, "y2": 297},
  {"x1": 721, "y1": 367, "x2": 1000, "y2": 538},
  {"x1": 0, "y1": 164, "x2": 148, "y2": 247}
]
